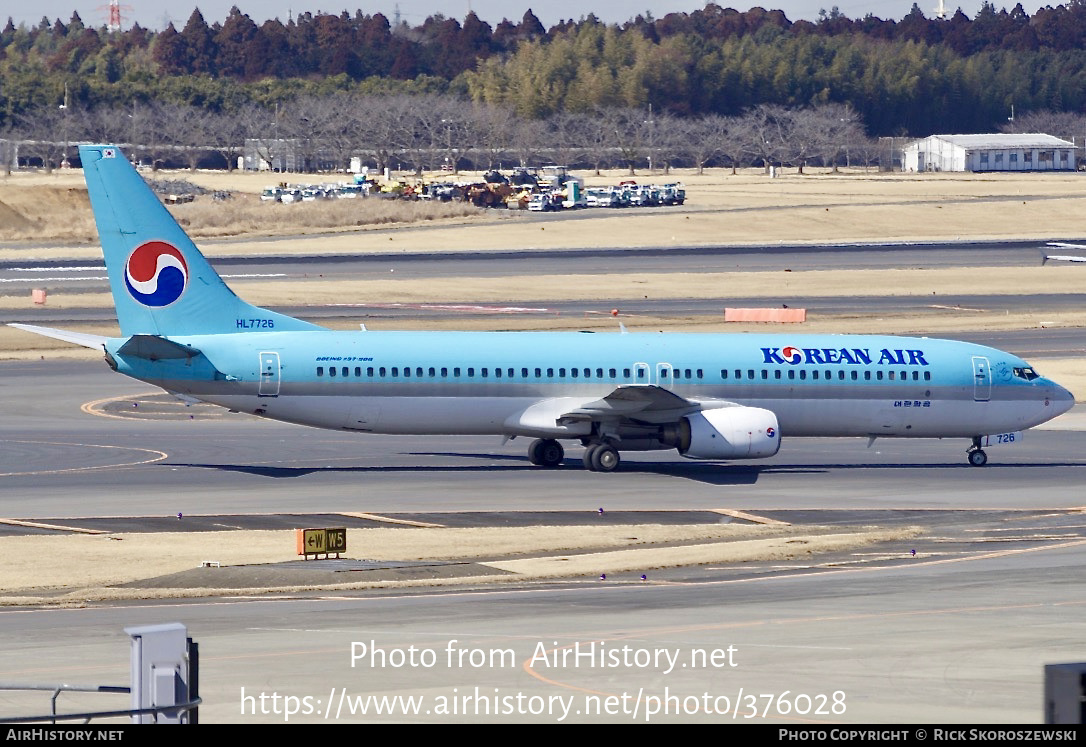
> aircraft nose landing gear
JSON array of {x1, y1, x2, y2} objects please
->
[{"x1": 967, "y1": 436, "x2": 988, "y2": 467}]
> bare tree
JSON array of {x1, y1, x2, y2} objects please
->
[
  {"x1": 359, "y1": 95, "x2": 410, "y2": 174},
  {"x1": 647, "y1": 110, "x2": 685, "y2": 175},
  {"x1": 738, "y1": 104, "x2": 791, "y2": 174},
  {"x1": 236, "y1": 103, "x2": 286, "y2": 171},
  {"x1": 155, "y1": 102, "x2": 216, "y2": 171},
  {"x1": 543, "y1": 110, "x2": 587, "y2": 168},
  {"x1": 781, "y1": 108, "x2": 821, "y2": 174},
  {"x1": 510, "y1": 117, "x2": 546, "y2": 168},
  {"x1": 686, "y1": 114, "x2": 747, "y2": 174},
  {"x1": 132, "y1": 102, "x2": 191, "y2": 171},
  {"x1": 299, "y1": 94, "x2": 360, "y2": 173},
  {"x1": 0, "y1": 125, "x2": 17, "y2": 175},
  {"x1": 126, "y1": 102, "x2": 160, "y2": 167},
  {"x1": 427, "y1": 96, "x2": 472, "y2": 174},
  {"x1": 461, "y1": 102, "x2": 508, "y2": 170},
  {"x1": 74, "y1": 104, "x2": 125, "y2": 146},
  {"x1": 14, "y1": 105, "x2": 70, "y2": 173},
  {"x1": 207, "y1": 109, "x2": 249, "y2": 170},
  {"x1": 580, "y1": 108, "x2": 616, "y2": 174},
  {"x1": 854, "y1": 135, "x2": 884, "y2": 172},
  {"x1": 809, "y1": 103, "x2": 866, "y2": 172},
  {"x1": 392, "y1": 98, "x2": 439, "y2": 174},
  {"x1": 682, "y1": 116, "x2": 724, "y2": 175},
  {"x1": 279, "y1": 95, "x2": 348, "y2": 173},
  {"x1": 606, "y1": 107, "x2": 649, "y2": 175}
]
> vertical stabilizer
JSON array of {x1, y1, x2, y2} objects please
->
[{"x1": 79, "y1": 144, "x2": 323, "y2": 336}]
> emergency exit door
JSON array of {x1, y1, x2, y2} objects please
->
[{"x1": 259, "y1": 352, "x2": 281, "y2": 396}]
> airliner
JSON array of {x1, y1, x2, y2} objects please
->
[{"x1": 9, "y1": 145, "x2": 1076, "y2": 471}]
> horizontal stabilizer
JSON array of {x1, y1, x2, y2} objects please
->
[
  {"x1": 7, "y1": 323, "x2": 108, "y2": 350},
  {"x1": 117, "y1": 335, "x2": 202, "y2": 360}
]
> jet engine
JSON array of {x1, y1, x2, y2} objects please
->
[{"x1": 664, "y1": 407, "x2": 780, "y2": 460}]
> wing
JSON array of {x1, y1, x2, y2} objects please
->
[
  {"x1": 556, "y1": 385, "x2": 703, "y2": 425},
  {"x1": 505, "y1": 385, "x2": 735, "y2": 436}
]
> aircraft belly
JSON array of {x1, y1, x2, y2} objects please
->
[
  {"x1": 758, "y1": 398, "x2": 1046, "y2": 438},
  {"x1": 143, "y1": 375, "x2": 1065, "y2": 442},
  {"x1": 201, "y1": 395, "x2": 536, "y2": 435}
]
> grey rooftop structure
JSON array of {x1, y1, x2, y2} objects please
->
[{"x1": 903, "y1": 133, "x2": 1077, "y2": 172}]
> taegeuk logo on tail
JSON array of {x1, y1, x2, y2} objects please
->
[{"x1": 124, "y1": 241, "x2": 188, "y2": 307}]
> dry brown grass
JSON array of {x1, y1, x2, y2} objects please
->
[
  {"x1": 0, "y1": 181, "x2": 483, "y2": 242},
  {"x1": 0, "y1": 185, "x2": 98, "y2": 242},
  {"x1": 0, "y1": 523, "x2": 921, "y2": 603},
  {"x1": 7, "y1": 165, "x2": 1086, "y2": 254},
  {"x1": 167, "y1": 193, "x2": 482, "y2": 238}
]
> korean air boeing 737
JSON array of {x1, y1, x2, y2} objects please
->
[{"x1": 9, "y1": 145, "x2": 1076, "y2": 471}]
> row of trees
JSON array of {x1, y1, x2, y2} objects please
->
[
  {"x1": 13, "y1": 2, "x2": 1086, "y2": 83},
  {"x1": 461, "y1": 25, "x2": 1086, "y2": 134},
  {"x1": 5, "y1": 4, "x2": 1086, "y2": 136},
  {"x1": 0, "y1": 7, "x2": 548, "y2": 87},
  {"x1": 6, "y1": 95, "x2": 879, "y2": 175}
]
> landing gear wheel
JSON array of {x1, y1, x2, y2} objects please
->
[
  {"x1": 590, "y1": 444, "x2": 620, "y2": 472},
  {"x1": 583, "y1": 444, "x2": 600, "y2": 471},
  {"x1": 529, "y1": 438, "x2": 564, "y2": 467},
  {"x1": 968, "y1": 449, "x2": 988, "y2": 467}
]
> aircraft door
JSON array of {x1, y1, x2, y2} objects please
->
[
  {"x1": 972, "y1": 356, "x2": 990, "y2": 402},
  {"x1": 259, "y1": 351, "x2": 281, "y2": 396},
  {"x1": 632, "y1": 362, "x2": 650, "y2": 386},
  {"x1": 656, "y1": 362, "x2": 674, "y2": 390}
]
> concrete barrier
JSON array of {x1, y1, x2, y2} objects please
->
[{"x1": 724, "y1": 307, "x2": 806, "y2": 323}]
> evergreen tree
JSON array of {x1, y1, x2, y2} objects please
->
[
  {"x1": 180, "y1": 8, "x2": 217, "y2": 75},
  {"x1": 152, "y1": 24, "x2": 186, "y2": 76}
]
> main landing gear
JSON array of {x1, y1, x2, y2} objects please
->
[
  {"x1": 526, "y1": 439, "x2": 622, "y2": 472},
  {"x1": 528, "y1": 438, "x2": 564, "y2": 467},
  {"x1": 967, "y1": 436, "x2": 988, "y2": 467},
  {"x1": 583, "y1": 442, "x2": 620, "y2": 472}
]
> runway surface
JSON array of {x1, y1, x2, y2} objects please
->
[
  {"x1": 0, "y1": 239, "x2": 1069, "y2": 288},
  {"x1": 1, "y1": 531, "x2": 1083, "y2": 723},
  {"x1": 1, "y1": 359, "x2": 1085, "y2": 723},
  {"x1": 2, "y1": 361, "x2": 1086, "y2": 516}
]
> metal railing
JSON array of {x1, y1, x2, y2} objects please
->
[{"x1": 0, "y1": 683, "x2": 200, "y2": 724}]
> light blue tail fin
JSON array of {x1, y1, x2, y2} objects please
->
[{"x1": 79, "y1": 144, "x2": 323, "y2": 336}]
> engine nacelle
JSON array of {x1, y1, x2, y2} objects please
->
[{"x1": 677, "y1": 407, "x2": 780, "y2": 460}]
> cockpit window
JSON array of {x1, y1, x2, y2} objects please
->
[{"x1": 1013, "y1": 366, "x2": 1039, "y2": 381}]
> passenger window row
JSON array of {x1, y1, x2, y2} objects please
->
[
  {"x1": 313, "y1": 366, "x2": 707, "y2": 380},
  {"x1": 312, "y1": 365, "x2": 931, "y2": 382},
  {"x1": 720, "y1": 368, "x2": 932, "y2": 382}
]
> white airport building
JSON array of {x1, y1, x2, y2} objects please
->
[{"x1": 903, "y1": 133, "x2": 1077, "y2": 172}]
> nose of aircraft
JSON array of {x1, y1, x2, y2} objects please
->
[{"x1": 1049, "y1": 380, "x2": 1075, "y2": 417}]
